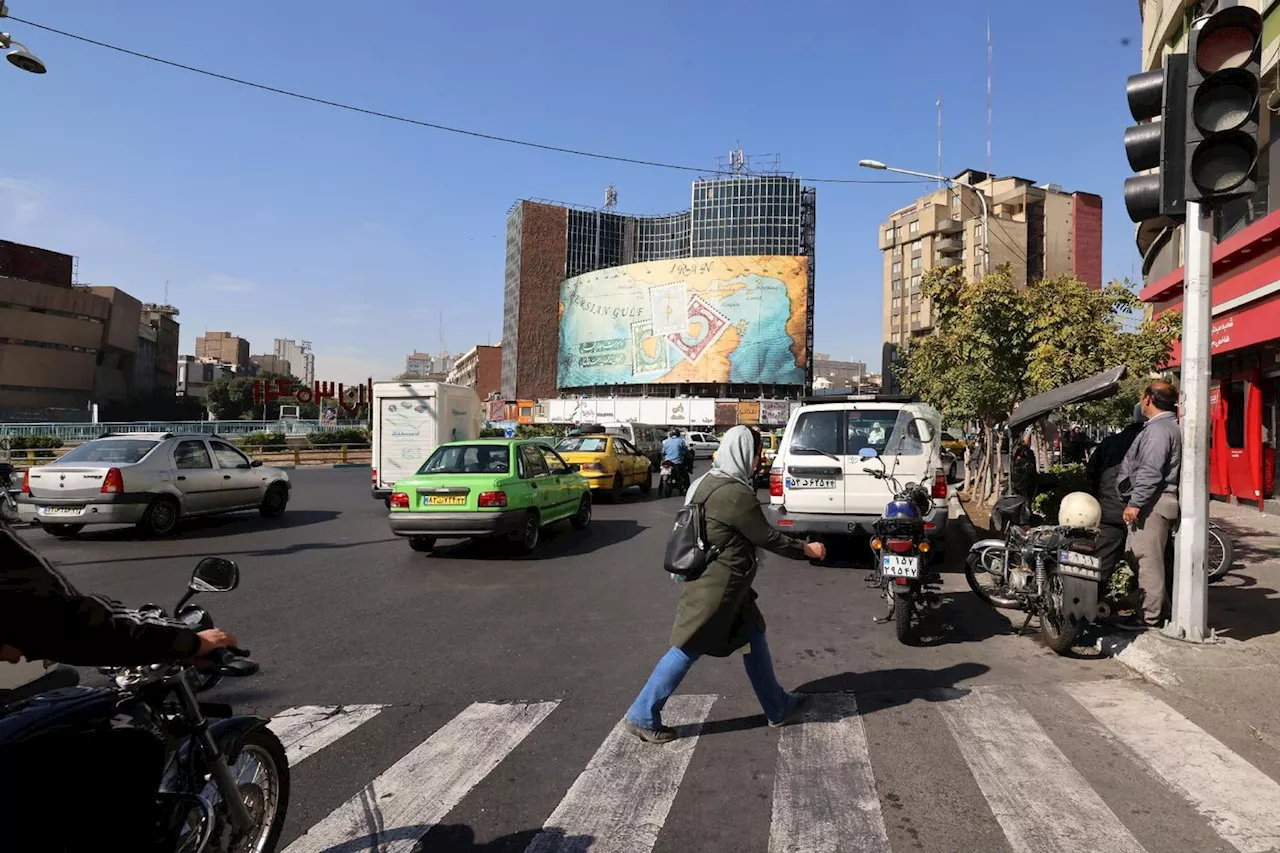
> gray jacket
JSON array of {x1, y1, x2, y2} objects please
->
[{"x1": 1117, "y1": 411, "x2": 1181, "y2": 510}]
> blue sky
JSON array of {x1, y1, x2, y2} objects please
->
[{"x1": 1, "y1": 0, "x2": 1142, "y2": 384}]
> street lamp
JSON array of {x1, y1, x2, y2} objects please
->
[
  {"x1": 0, "y1": 3, "x2": 47, "y2": 74},
  {"x1": 860, "y1": 159, "x2": 989, "y2": 275}
]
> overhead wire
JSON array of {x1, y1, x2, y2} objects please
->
[{"x1": 8, "y1": 16, "x2": 935, "y2": 187}]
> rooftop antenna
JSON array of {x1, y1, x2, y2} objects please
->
[
  {"x1": 729, "y1": 145, "x2": 746, "y2": 173},
  {"x1": 986, "y1": 16, "x2": 993, "y2": 177},
  {"x1": 937, "y1": 94, "x2": 943, "y2": 189},
  {"x1": 604, "y1": 184, "x2": 618, "y2": 209},
  {"x1": 164, "y1": 279, "x2": 169, "y2": 305}
]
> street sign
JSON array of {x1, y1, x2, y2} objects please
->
[{"x1": 504, "y1": 427, "x2": 516, "y2": 438}]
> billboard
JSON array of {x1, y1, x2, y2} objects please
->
[{"x1": 558, "y1": 256, "x2": 809, "y2": 388}]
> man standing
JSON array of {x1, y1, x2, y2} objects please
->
[
  {"x1": 1118, "y1": 381, "x2": 1182, "y2": 629},
  {"x1": 1086, "y1": 405, "x2": 1147, "y2": 582}
]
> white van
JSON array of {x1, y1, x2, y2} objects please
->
[
  {"x1": 600, "y1": 422, "x2": 663, "y2": 467},
  {"x1": 371, "y1": 381, "x2": 482, "y2": 504},
  {"x1": 765, "y1": 396, "x2": 948, "y2": 542}
]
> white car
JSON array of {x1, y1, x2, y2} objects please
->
[
  {"x1": 17, "y1": 432, "x2": 291, "y2": 538},
  {"x1": 683, "y1": 431, "x2": 720, "y2": 459},
  {"x1": 765, "y1": 396, "x2": 949, "y2": 543}
]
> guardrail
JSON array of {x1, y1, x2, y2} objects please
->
[
  {"x1": 0, "y1": 420, "x2": 368, "y2": 442},
  {"x1": 3, "y1": 444, "x2": 372, "y2": 469}
]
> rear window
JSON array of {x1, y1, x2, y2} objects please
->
[
  {"x1": 557, "y1": 437, "x2": 608, "y2": 453},
  {"x1": 418, "y1": 444, "x2": 510, "y2": 475},
  {"x1": 788, "y1": 408, "x2": 929, "y2": 457},
  {"x1": 57, "y1": 439, "x2": 158, "y2": 464}
]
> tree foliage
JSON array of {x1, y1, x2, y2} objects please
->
[{"x1": 205, "y1": 372, "x2": 323, "y2": 420}]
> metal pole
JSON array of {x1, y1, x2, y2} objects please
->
[{"x1": 1167, "y1": 199, "x2": 1213, "y2": 643}]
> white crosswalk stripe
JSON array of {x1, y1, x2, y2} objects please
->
[{"x1": 254, "y1": 681, "x2": 1280, "y2": 853}]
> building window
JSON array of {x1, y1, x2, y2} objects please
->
[
  {"x1": 884, "y1": 228, "x2": 894, "y2": 242},
  {"x1": 891, "y1": 261, "x2": 902, "y2": 274},
  {"x1": 892, "y1": 297, "x2": 901, "y2": 309},
  {"x1": 911, "y1": 240, "x2": 921, "y2": 253},
  {"x1": 892, "y1": 279, "x2": 902, "y2": 294},
  {"x1": 911, "y1": 274, "x2": 922, "y2": 289},
  {"x1": 974, "y1": 264, "x2": 982, "y2": 278},
  {"x1": 910, "y1": 256, "x2": 921, "y2": 270},
  {"x1": 909, "y1": 220, "x2": 919, "y2": 235}
]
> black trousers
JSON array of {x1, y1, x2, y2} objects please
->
[
  {"x1": 1096, "y1": 522, "x2": 1129, "y2": 577},
  {"x1": 0, "y1": 725, "x2": 165, "y2": 852}
]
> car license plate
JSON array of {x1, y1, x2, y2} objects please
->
[
  {"x1": 786, "y1": 477, "x2": 836, "y2": 489},
  {"x1": 39, "y1": 506, "x2": 82, "y2": 516},
  {"x1": 426, "y1": 495, "x2": 467, "y2": 506},
  {"x1": 882, "y1": 554, "x2": 919, "y2": 578}
]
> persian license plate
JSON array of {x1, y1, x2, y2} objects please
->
[
  {"x1": 882, "y1": 554, "x2": 920, "y2": 578},
  {"x1": 426, "y1": 495, "x2": 467, "y2": 506},
  {"x1": 785, "y1": 477, "x2": 836, "y2": 489},
  {"x1": 39, "y1": 506, "x2": 83, "y2": 516}
]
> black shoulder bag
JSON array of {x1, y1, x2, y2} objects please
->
[{"x1": 664, "y1": 479, "x2": 733, "y2": 581}]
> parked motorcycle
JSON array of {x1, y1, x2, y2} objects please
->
[
  {"x1": 0, "y1": 557, "x2": 289, "y2": 852},
  {"x1": 0, "y1": 463, "x2": 20, "y2": 524},
  {"x1": 863, "y1": 447, "x2": 942, "y2": 643}
]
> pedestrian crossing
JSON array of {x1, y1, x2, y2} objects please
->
[{"x1": 261, "y1": 679, "x2": 1280, "y2": 853}]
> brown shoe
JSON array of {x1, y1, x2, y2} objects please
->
[{"x1": 623, "y1": 720, "x2": 678, "y2": 743}]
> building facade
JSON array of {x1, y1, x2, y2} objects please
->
[
  {"x1": 446, "y1": 344, "x2": 501, "y2": 399},
  {"x1": 273, "y1": 338, "x2": 315, "y2": 385},
  {"x1": 812, "y1": 354, "x2": 868, "y2": 388},
  {"x1": 251, "y1": 354, "x2": 291, "y2": 376},
  {"x1": 502, "y1": 174, "x2": 817, "y2": 400},
  {"x1": 877, "y1": 170, "x2": 1103, "y2": 347},
  {"x1": 1137, "y1": 0, "x2": 1280, "y2": 509},
  {"x1": 0, "y1": 240, "x2": 181, "y2": 418},
  {"x1": 195, "y1": 331, "x2": 250, "y2": 368},
  {"x1": 403, "y1": 351, "x2": 456, "y2": 379}
]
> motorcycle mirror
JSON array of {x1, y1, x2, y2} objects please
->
[
  {"x1": 858, "y1": 447, "x2": 879, "y2": 459},
  {"x1": 190, "y1": 557, "x2": 240, "y2": 593},
  {"x1": 912, "y1": 418, "x2": 936, "y2": 443}
]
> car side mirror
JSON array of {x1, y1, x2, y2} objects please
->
[
  {"x1": 250, "y1": 460, "x2": 263, "y2": 468},
  {"x1": 569, "y1": 463, "x2": 581, "y2": 472},
  {"x1": 190, "y1": 557, "x2": 239, "y2": 593}
]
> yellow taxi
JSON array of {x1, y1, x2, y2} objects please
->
[{"x1": 553, "y1": 433, "x2": 652, "y2": 501}]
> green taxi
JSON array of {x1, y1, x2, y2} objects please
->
[{"x1": 387, "y1": 439, "x2": 592, "y2": 555}]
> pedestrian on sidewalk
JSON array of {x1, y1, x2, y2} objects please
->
[
  {"x1": 622, "y1": 425, "x2": 826, "y2": 744},
  {"x1": 1118, "y1": 381, "x2": 1182, "y2": 629},
  {"x1": 1086, "y1": 404, "x2": 1147, "y2": 582}
]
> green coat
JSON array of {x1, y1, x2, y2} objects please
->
[{"x1": 670, "y1": 475, "x2": 807, "y2": 657}]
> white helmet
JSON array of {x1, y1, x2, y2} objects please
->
[{"x1": 1058, "y1": 492, "x2": 1102, "y2": 529}]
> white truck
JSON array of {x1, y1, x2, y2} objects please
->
[{"x1": 370, "y1": 381, "x2": 482, "y2": 505}]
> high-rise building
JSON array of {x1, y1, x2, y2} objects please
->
[
  {"x1": 196, "y1": 331, "x2": 251, "y2": 367},
  {"x1": 273, "y1": 338, "x2": 315, "y2": 385},
  {"x1": 502, "y1": 173, "x2": 817, "y2": 400},
  {"x1": 878, "y1": 170, "x2": 1103, "y2": 348},
  {"x1": 446, "y1": 344, "x2": 501, "y2": 398}
]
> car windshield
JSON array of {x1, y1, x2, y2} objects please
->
[
  {"x1": 56, "y1": 439, "x2": 158, "y2": 465},
  {"x1": 418, "y1": 444, "x2": 510, "y2": 474},
  {"x1": 556, "y1": 437, "x2": 608, "y2": 453}
]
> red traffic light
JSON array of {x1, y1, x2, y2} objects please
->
[{"x1": 1193, "y1": 6, "x2": 1262, "y2": 75}]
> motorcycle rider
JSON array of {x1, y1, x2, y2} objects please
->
[
  {"x1": 0, "y1": 520, "x2": 239, "y2": 851},
  {"x1": 662, "y1": 429, "x2": 693, "y2": 491}
]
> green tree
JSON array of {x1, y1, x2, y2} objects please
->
[{"x1": 204, "y1": 372, "x2": 323, "y2": 420}]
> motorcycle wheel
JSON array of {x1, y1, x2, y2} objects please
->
[
  {"x1": 208, "y1": 726, "x2": 290, "y2": 853},
  {"x1": 964, "y1": 546, "x2": 1022, "y2": 609},
  {"x1": 1040, "y1": 575, "x2": 1082, "y2": 655},
  {"x1": 1207, "y1": 526, "x2": 1234, "y2": 582}
]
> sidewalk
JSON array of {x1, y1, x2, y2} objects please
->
[{"x1": 1104, "y1": 501, "x2": 1280, "y2": 753}]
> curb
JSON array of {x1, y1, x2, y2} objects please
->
[
  {"x1": 274, "y1": 463, "x2": 371, "y2": 471},
  {"x1": 1095, "y1": 632, "x2": 1182, "y2": 688}
]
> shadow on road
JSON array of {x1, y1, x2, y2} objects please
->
[
  {"x1": 51, "y1": 509, "x2": 341, "y2": 542},
  {"x1": 318, "y1": 824, "x2": 596, "y2": 853},
  {"x1": 795, "y1": 661, "x2": 991, "y2": 712},
  {"x1": 51, "y1": 536, "x2": 397, "y2": 568},
  {"x1": 425, "y1": 519, "x2": 646, "y2": 562}
]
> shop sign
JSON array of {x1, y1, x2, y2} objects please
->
[{"x1": 252, "y1": 377, "x2": 374, "y2": 414}]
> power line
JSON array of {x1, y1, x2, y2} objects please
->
[{"x1": 10, "y1": 16, "x2": 934, "y2": 187}]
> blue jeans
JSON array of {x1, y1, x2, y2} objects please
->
[{"x1": 625, "y1": 627, "x2": 793, "y2": 729}]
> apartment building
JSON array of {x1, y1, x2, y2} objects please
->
[
  {"x1": 251, "y1": 354, "x2": 291, "y2": 376},
  {"x1": 878, "y1": 170, "x2": 1103, "y2": 347},
  {"x1": 404, "y1": 351, "x2": 456, "y2": 379},
  {"x1": 446, "y1": 344, "x2": 501, "y2": 398},
  {"x1": 273, "y1": 338, "x2": 315, "y2": 385},
  {"x1": 195, "y1": 331, "x2": 251, "y2": 367}
]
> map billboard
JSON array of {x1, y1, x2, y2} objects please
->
[{"x1": 557, "y1": 256, "x2": 809, "y2": 388}]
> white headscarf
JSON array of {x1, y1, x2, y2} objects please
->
[{"x1": 685, "y1": 425, "x2": 756, "y2": 504}]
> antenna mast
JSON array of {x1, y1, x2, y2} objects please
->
[
  {"x1": 937, "y1": 94, "x2": 943, "y2": 189},
  {"x1": 986, "y1": 17, "x2": 993, "y2": 176}
]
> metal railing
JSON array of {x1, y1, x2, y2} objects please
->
[
  {"x1": 5, "y1": 444, "x2": 372, "y2": 469},
  {"x1": 0, "y1": 419, "x2": 367, "y2": 442}
]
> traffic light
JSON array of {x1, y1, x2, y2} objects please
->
[
  {"x1": 1124, "y1": 54, "x2": 1188, "y2": 224},
  {"x1": 1185, "y1": 6, "x2": 1263, "y2": 207}
]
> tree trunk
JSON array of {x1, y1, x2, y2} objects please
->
[{"x1": 986, "y1": 423, "x2": 1005, "y2": 507}]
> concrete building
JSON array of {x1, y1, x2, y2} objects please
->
[
  {"x1": 251, "y1": 354, "x2": 291, "y2": 376},
  {"x1": 1135, "y1": 0, "x2": 1280, "y2": 511},
  {"x1": 177, "y1": 355, "x2": 235, "y2": 400},
  {"x1": 0, "y1": 240, "x2": 181, "y2": 418},
  {"x1": 503, "y1": 173, "x2": 817, "y2": 400},
  {"x1": 446, "y1": 344, "x2": 502, "y2": 399},
  {"x1": 273, "y1": 338, "x2": 314, "y2": 385},
  {"x1": 812, "y1": 353, "x2": 867, "y2": 388},
  {"x1": 195, "y1": 331, "x2": 250, "y2": 368},
  {"x1": 877, "y1": 170, "x2": 1103, "y2": 347},
  {"x1": 403, "y1": 351, "x2": 456, "y2": 378}
]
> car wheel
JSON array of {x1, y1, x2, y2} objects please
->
[
  {"x1": 570, "y1": 495, "x2": 592, "y2": 530},
  {"x1": 609, "y1": 474, "x2": 624, "y2": 503},
  {"x1": 512, "y1": 510, "x2": 540, "y2": 554},
  {"x1": 259, "y1": 484, "x2": 288, "y2": 519},
  {"x1": 409, "y1": 536, "x2": 436, "y2": 553},
  {"x1": 639, "y1": 471, "x2": 653, "y2": 494},
  {"x1": 138, "y1": 497, "x2": 180, "y2": 538},
  {"x1": 42, "y1": 523, "x2": 84, "y2": 538}
]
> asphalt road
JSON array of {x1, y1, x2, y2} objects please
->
[{"x1": 22, "y1": 467, "x2": 1280, "y2": 853}]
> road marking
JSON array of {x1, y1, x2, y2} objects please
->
[
  {"x1": 267, "y1": 704, "x2": 385, "y2": 767},
  {"x1": 938, "y1": 686, "x2": 1148, "y2": 853},
  {"x1": 1067, "y1": 680, "x2": 1280, "y2": 853},
  {"x1": 768, "y1": 693, "x2": 890, "y2": 853},
  {"x1": 523, "y1": 694, "x2": 717, "y2": 853},
  {"x1": 283, "y1": 700, "x2": 558, "y2": 853}
]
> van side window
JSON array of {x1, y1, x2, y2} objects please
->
[{"x1": 790, "y1": 411, "x2": 844, "y2": 456}]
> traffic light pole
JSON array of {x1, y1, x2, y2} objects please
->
[{"x1": 1167, "y1": 199, "x2": 1214, "y2": 643}]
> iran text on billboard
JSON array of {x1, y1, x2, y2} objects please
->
[{"x1": 557, "y1": 256, "x2": 809, "y2": 388}]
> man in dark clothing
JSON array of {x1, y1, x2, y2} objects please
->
[
  {"x1": 0, "y1": 521, "x2": 238, "y2": 851},
  {"x1": 1087, "y1": 405, "x2": 1147, "y2": 582}
]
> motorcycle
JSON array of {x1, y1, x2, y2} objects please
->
[
  {"x1": 863, "y1": 447, "x2": 943, "y2": 643},
  {"x1": 0, "y1": 462, "x2": 20, "y2": 524},
  {"x1": 659, "y1": 459, "x2": 691, "y2": 498},
  {"x1": 0, "y1": 557, "x2": 289, "y2": 852}
]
